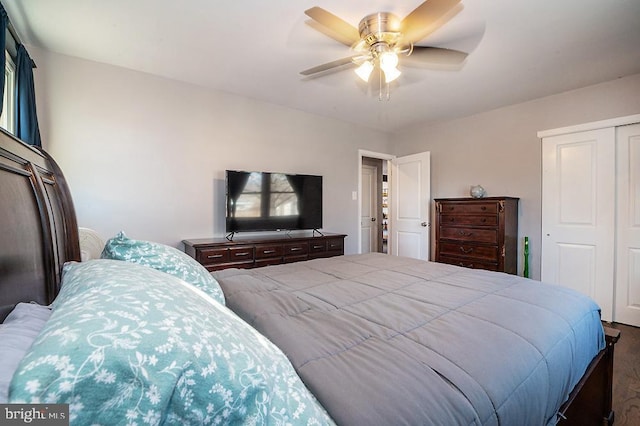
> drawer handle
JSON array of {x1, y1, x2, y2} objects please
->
[
  {"x1": 289, "y1": 247, "x2": 302, "y2": 251},
  {"x1": 460, "y1": 247, "x2": 474, "y2": 254},
  {"x1": 330, "y1": 244, "x2": 340, "y2": 249},
  {"x1": 481, "y1": 206, "x2": 487, "y2": 211},
  {"x1": 262, "y1": 249, "x2": 276, "y2": 254},
  {"x1": 481, "y1": 218, "x2": 487, "y2": 223},
  {"x1": 235, "y1": 252, "x2": 250, "y2": 257},
  {"x1": 313, "y1": 245, "x2": 324, "y2": 249},
  {"x1": 458, "y1": 230, "x2": 473, "y2": 237},
  {"x1": 459, "y1": 262, "x2": 474, "y2": 267},
  {"x1": 207, "y1": 254, "x2": 224, "y2": 259},
  {"x1": 449, "y1": 217, "x2": 455, "y2": 222}
]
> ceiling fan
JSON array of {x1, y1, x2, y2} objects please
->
[{"x1": 301, "y1": 0, "x2": 470, "y2": 90}]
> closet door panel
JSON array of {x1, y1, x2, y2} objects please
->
[
  {"x1": 557, "y1": 243, "x2": 596, "y2": 297},
  {"x1": 542, "y1": 128, "x2": 615, "y2": 320},
  {"x1": 558, "y1": 142, "x2": 597, "y2": 224},
  {"x1": 615, "y1": 123, "x2": 640, "y2": 326}
]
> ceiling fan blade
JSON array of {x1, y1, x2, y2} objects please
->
[
  {"x1": 305, "y1": 7, "x2": 360, "y2": 46},
  {"x1": 300, "y1": 56, "x2": 358, "y2": 76},
  {"x1": 401, "y1": 0, "x2": 463, "y2": 44},
  {"x1": 402, "y1": 46, "x2": 468, "y2": 69}
]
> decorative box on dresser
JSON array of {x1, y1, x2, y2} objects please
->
[
  {"x1": 434, "y1": 197, "x2": 519, "y2": 274},
  {"x1": 183, "y1": 233, "x2": 346, "y2": 271}
]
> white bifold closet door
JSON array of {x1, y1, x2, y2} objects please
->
[
  {"x1": 541, "y1": 117, "x2": 640, "y2": 326},
  {"x1": 541, "y1": 128, "x2": 615, "y2": 321},
  {"x1": 615, "y1": 123, "x2": 640, "y2": 326}
]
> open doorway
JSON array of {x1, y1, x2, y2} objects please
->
[
  {"x1": 358, "y1": 149, "x2": 431, "y2": 259},
  {"x1": 358, "y1": 150, "x2": 394, "y2": 254}
]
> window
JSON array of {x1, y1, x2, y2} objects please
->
[
  {"x1": 0, "y1": 51, "x2": 15, "y2": 133},
  {"x1": 235, "y1": 172, "x2": 299, "y2": 218}
]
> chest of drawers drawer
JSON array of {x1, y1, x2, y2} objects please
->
[
  {"x1": 439, "y1": 214, "x2": 498, "y2": 227},
  {"x1": 439, "y1": 227, "x2": 498, "y2": 244},
  {"x1": 438, "y1": 256, "x2": 500, "y2": 271},
  {"x1": 438, "y1": 242, "x2": 499, "y2": 262},
  {"x1": 439, "y1": 202, "x2": 499, "y2": 215}
]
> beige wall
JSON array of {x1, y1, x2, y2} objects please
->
[
  {"x1": 27, "y1": 44, "x2": 640, "y2": 278},
  {"x1": 392, "y1": 73, "x2": 640, "y2": 279},
  {"x1": 30, "y1": 47, "x2": 390, "y2": 253}
]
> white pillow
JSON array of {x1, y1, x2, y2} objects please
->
[{"x1": 0, "y1": 303, "x2": 52, "y2": 402}]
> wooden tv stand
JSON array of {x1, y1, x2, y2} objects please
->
[{"x1": 183, "y1": 232, "x2": 346, "y2": 271}]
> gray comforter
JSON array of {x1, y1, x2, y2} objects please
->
[{"x1": 213, "y1": 253, "x2": 605, "y2": 426}]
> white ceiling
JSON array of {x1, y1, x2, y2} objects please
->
[{"x1": 4, "y1": 0, "x2": 640, "y2": 132}]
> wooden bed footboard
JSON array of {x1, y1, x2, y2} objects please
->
[{"x1": 558, "y1": 326, "x2": 620, "y2": 425}]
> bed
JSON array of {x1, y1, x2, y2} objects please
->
[{"x1": 0, "y1": 129, "x2": 620, "y2": 425}]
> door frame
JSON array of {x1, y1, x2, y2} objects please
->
[
  {"x1": 538, "y1": 114, "x2": 640, "y2": 138},
  {"x1": 358, "y1": 150, "x2": 395, "y2": 254}
]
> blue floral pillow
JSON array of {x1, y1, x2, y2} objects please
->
[
  {"x1": 101, "y1": 231, "x2": 225, "y2": 305},
  {"x1": 9, "y1": 260, "x2": 335, "y2": 425}
]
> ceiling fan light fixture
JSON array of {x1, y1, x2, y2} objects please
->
[
  {"x1": 379, "y1": 51, "x2": 399, "y2": 69},
  {"x1": 379, "y1": 51, "x2": 401, "y2": 83},
  {"x1": 383, "y1": 66, "x2": 401, "y2": 83},
  {"x1": 355, "y1": 60, "x2": 374, "y2": 82}
]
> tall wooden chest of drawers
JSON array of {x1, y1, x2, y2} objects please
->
[{"x1": 434, "y1": 197, "x2": 519, "y2": 274}]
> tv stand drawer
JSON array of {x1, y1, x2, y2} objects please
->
[
  {"x1": 284, "y1": 242, "x2": 308, "y2": 256},
  {"x1": 255, "y1": 244, "x2": 284, "y2": 259},
  {"x1": 183, "y1": 233, "x2": 346, "y2": 272},
  {"x1": 309, "y1": 237, "x2": 344, "y2": 258},
  {"x1": 196, "y1": 247, "x2": 229, "y2": 264},
  {"x1": 229, "y1": 246, "x2": 254, "y2": 261}
]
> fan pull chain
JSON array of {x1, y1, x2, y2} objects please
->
[
  {"x1": 378, "y1": 67, "x2": 383, "y2": 101},
  {"x1": 377, "y1": 68, "x2": 391, "y2": 101}
]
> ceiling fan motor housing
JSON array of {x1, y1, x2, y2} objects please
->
[{"x1": 358, "y1": 12, "x2": 402, "y2": 50}]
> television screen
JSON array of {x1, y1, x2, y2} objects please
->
[{"x1": 225, "y1": 170, "x2": 322, "y2": 233}]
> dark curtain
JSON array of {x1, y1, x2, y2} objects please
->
[
  {"x1": 285, "y1": 175, "x2": 304, "y2": 197},
  {"x1": 227, "y1": 171, "x2": 251, "y2": 218},
  {"x1": 286, "y1": 174, "x2": 304, "y2": 218},
  {"x1": 16, "y1": 44, "x2": 41, "y2": 147},
  {"x1": 0, "y1": 4, "x2": 8, "y2": 115}
]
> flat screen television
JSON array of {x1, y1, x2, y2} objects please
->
[{"x1": 225, "y1": 170, "x2": 323, "y2": 234}]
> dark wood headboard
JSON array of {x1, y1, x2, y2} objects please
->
[{"x1": 0, "y1": 129, "x2": 80, "y2": 321}]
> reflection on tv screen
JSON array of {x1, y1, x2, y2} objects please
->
[{"x1": 234, "y1": 172, "x2": 299, "y2": 218}]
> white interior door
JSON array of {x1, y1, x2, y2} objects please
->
[
  {"x1": 541, "y1": 128, "x2": 615, "y2": 321},
  {"x1": 361, "y1": 165, "x2": 377, "y2": 253},
  {"x1": 390, "y1": 152, "x2": 431, "y2": 260},
  {"x1": 615, "y1": 123, "x2": 640, "y2": 326}
]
